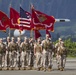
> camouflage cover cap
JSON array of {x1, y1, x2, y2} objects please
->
[
  {"x1": 59, "y1": 38, "x2": 62, "y2": 41},
  {"x1": 11, "y1": 37, "x2": 15, "y2": 40},
  {"x1": 46, "y1": 34, "x2": 49, "y2": 37},
  {"x1": 0, "y1": 38, "x2": 2, "y2": 40}
]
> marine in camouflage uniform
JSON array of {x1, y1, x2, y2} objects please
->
[
  {"x1": 34, "y1": 38, "x2": 42, "y2": 70},
  {"x1": 0, "y1": 38, "x2": 6, "y2": 69},
  {"x1": 42, "y1": 34, "x2": 54, "y2": 71},
  {"x1": 20, "y1": 37, "x2": 30, "y2": 68},
  {"x1": 55, "y1": 38, "x2": 67, "y2": 71},
  {"x1": 8, "y1": 37, "x2": 18, "y2": 68},
  {"x1": 28, "y1": 37, "x2": 34, "y2": 69},
  {"x1": 5, "y1": 37, "x2": 11, "y2": 68},
  {"x1": 16, "y1": 37, "x2": 21, "y2": 69}
]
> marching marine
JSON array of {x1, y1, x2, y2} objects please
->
[
  {"x1": 42, "y1": 34, "x2": 54, "y2": 71},
  {"x1": 55, "y1": 38, "x2": 67, "y2": 71},
  {"x1": 0, "y1": 38, "x2": 6, "y2": 69},
  {"x1": 8, "y1": 37, "x2": 18, "y2": 69},
  {"x1": 28, "y1": 37, "x2": 34, "y2": 69},
  {"x1": 34, "y1": 38, "x2": 42, "y2": 71},
  {"x1": 16, "y1": 37, "x2": 21, "y2": 69},
  {"x1": 5, "y1": 37, "x2": 11, "y2": 69},
  {"x1": 20, "y1": 37, "x2": 30, "y2": 69}
]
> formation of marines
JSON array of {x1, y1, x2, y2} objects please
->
[{"x1": 0, "y1": 34, "x2": 67, "y2": 71}]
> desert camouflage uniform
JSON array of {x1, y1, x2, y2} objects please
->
[
  {"x1": 42, "y1": 39, "x2": 54, "y2": 71},
  {"x1": 55, "y1": 38, "x2": 67, "y2": 71},
  {"x1": 41, "y1": 34, "x2": 55, "y2": 71},
  {"x1": 34, "y1": 38, "x2": 42, "y2": 70},
  {"x1": 0, "y1": 38, "x2": 6, "y2": 68},
  {"x1": 28, "y1": 38, "x2": 34, "y2": 68},
  {"x1": 16, "y1": 37, "x2": 21, "y2": 68},
  {"x1": 4, "y1": 37, "x2": 11, "y2": 68},
  {"x1": 8, "y1": 37, "x2": 18, "y2": 68},
  {"x1": 20, "y1": 37, "x2": 30, "y2": 68}
]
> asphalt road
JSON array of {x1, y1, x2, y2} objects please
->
[{"x1": 0, "y1": 58, "x2": 76, "y2": 75}]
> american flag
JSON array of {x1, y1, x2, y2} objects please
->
[{"x1": 19, "y1": 7, "x2": 31, "y2": 29}]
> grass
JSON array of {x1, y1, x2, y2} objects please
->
[{"x1": 67, "y1": 55, "x2": 76, "y2": 58}]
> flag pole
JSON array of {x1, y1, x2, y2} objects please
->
[
  {"x1": 9, "y1": 28, "x2": 11, "y2": 37},
  {"x1": 19, "y1": 30, "x2": 21, "y2": 38},
  {"x1": 8, "y1": 3, "x2": 11, "y2": 38},
  {"x1": 30, "y1": 29, "x2": 33, "y2": 38},
  {"x1": 30, "y1": 3, "x2": 33, "y2": 38}
]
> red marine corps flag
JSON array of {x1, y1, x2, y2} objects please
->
[
  {"x1": 46, "y1": 29, "x2": 51, "y2": 38},
  {"x1": 31, "y1": 8, "x2": 55, "y2": 31},
  {"x1": 10, "y1": 8, "x2": 20, "y2": 30},
  {"x1": 46, "y1": 16, "x2": 55, "y2": 32},
  {"x1": 0, "y1": 11, "x2": 10, "y2": 31},
  {"x1": 34, "y1": 29, "x2": 41, "y2": 40},
  {"x1": 0, "y1": 26, "x2": 6, "y2": 31},
  {"x1": 31, "y1": 8, "x2": 45, "y2": 30}
]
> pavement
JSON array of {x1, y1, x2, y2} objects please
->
[
  {"x1": 0, "y1": 58, "x2": 76, "y2": 75},
  {"x1": 54, "y1": 58, "x2": 76, "y2": 62}
]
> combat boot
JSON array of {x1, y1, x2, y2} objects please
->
[
  {"x1": 24, "y1": 67, "x2": 26, "y2": 70},
  {"x1": 58, "y1": 66, "x2": 60, "y2": 70},
  {"x1": 40, "y1": 67, "x2": 43, "y2": 71},
  {"x1": 47, "y1": 66, "x2": 52, "y2": 71},
  {"x1": 18, "y1": 67, "x2": 21, "y2": 70},
  {"x1": 3, "y1": 67, "x2": 7, "y2": 70},
  {"x1": 60, "y1": 68, "x2": 64, "y2": 71},
  {"x1": 0, "y1": 68, "x2": 2, "y2": 70},
  {"x1": 47, "y1": 68, "x2": 52, "y2": 71},
  {"x1": 58, "y1": 68, "x2": 60, "y2": 70},
  {"x1": 11, "y1": 67, "x2": 14, "y2": 70},
  {"x1": 32, "y1": 67, "x2": 36, "y2": 70},
  {"x1": 43, "y1": 68, "x2": 46, "y2": 72},
  {"x1": 7, "y1": 67, "x2": 9, "y2": 70},
  {"x1": 27, "y1": 66, "x2": 31, "y2": 70}
]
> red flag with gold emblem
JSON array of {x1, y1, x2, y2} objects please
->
[
  {"x1": 46, "y1": 20, "x2": 54, "y2": 32},
  {"x1": 31, "y1": 8, "x2": 55, "y2": 31},
  {"x1": 0, "y1": 26, "x2": 6, "y2": 31},
  {"x1": 46, "y1": 29, "x2": 51, "y2": 38},
  {"x1": 10, "y1": 8, "x2": 20, "y2": 30},
  {"x1": 0, "y1": 11, "x2": 10, "y2": 31},
  {"x1": 31, "y1": 9, "x2": 45, "y2": 30},
  {"x1": 34, "y1": 29, "x2": 41, "y2": 40}
]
